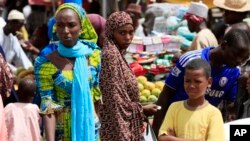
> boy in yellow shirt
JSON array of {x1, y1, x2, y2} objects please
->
[{"x1": 158, "y1": 58, "x2": 225, "y2": 141}]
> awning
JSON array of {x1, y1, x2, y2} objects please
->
[
  {"x1": 28, "y1": 0, "x2": 62, "y2": 6},
  {"x1": 164, "y1": 0, "x2": 215, "y2": 8}
]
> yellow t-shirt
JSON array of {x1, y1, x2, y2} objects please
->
[{"x1": 159, "y1": 100, "x2": 225, "y2": 141}]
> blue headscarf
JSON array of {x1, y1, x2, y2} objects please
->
[
  {"x1": 56, "y1": 3, "x2": 98, "y2": 141},
  {"x1": 47, "y1": 17, "x2": 58, "y2": 41}
]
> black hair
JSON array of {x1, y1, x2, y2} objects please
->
[
  {"x1": 18, "y1": 77, "x2": 36, "y2": 102},
  {"x1": 185, "y1": 58, "x2": 211, "y2": 78},
  {"x1": 223, "y1": 28, "x2": 250, "y2": 50}
]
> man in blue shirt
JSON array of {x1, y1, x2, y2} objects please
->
[{"x1": 153, "y1": 28, "x2": 250, "y2": 136}]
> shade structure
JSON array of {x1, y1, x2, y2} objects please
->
[
  {"x1": 28, "y1": 0, "x2": 63, "y2": 6},
  {"x1": 164, "y1": 0, "x2": 215, "y2": 8},
  {"x1": 64, "y1": 0, "x2": 82, "y2": 5}
]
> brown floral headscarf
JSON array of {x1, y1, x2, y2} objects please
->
[
  {"x1": 105, "y1": 11, "x2": 133, "y2": 40},
  {"x1": 100, "y1": 11, "x2": 144, "y2": 141}
]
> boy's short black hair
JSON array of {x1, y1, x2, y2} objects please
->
[
  {"x1": 223, "y1": 28, "x2": 250, "y2": 50},
  {"x1": 185, "y1": 58, "x2": 211, "y2": 78}
]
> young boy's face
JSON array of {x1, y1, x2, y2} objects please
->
[{"x1": 184, "y1": 68, "x2": 212, "y2": 100}]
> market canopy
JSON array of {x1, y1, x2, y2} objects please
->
[
  {"x1": 164, "y1": 0, "x2": 215, "y2": 8},
  {"x1": 28, "y1": 0, "x2": 62, "y2": 6}
]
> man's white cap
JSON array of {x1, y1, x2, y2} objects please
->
[
  {"x1": 7, "y1": 10, "x2": 25, "y2": 21},
  {"x1": 187, "y1": 1, "x2": 209, "y2": 19}
]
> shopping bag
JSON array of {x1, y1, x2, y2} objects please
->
[{"x1": 143, "y1": 119, "x2": 158, "y2": 141}]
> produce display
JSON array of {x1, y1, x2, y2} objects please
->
[{"x1": 136, "y1": 75, "x2": 164, "y2": 104}]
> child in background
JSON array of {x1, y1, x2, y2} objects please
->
[
  {"x1": 4, "y1": 77, "x2": 42, "y2": 141},
  {"x1": 158, "y1": 58, "x2": 225, "y2": 141}
]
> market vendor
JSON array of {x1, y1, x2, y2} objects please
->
[
  {"x1": 212, "y1": 0, "x2": 250, "y2": 43},
  {"x1": 184, "y1": 1, "x2": 218, "y2": 51}
]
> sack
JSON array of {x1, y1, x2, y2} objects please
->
[{"x1": 143, "y1": 119, "x2": 158, "y2": 141}]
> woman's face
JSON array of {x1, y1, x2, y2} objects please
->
[
  {"x1": 55, "y1": 9, "x2": 81, "y2": 47},
  {"x1": 113, "y1": 24, "x2": 134, "y2": 50}
]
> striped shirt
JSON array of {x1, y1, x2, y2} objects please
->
[{"x1": 165, "y1": 47, "x2": 240, "y2": 106}]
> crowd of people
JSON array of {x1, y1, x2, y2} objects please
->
[{"x1": 1, "y1": 0, "x2": 250, "y2": 141}]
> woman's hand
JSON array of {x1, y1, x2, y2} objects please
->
[
  {"x1": 142, "y1": 103, "x2": 159, "y2": 117},
  {"x1": 22, "y1": 41, "x2": 40, "y2": 55}
]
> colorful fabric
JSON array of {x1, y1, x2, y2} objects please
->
[
  {"x1": 183, "y1": 13, "x2": 205, "y2": 24},
  {"x1": 47, "y1": 17, "x2": 58, "y2": 41},
  {"x1": 55, "y1": 3, "x2": 98, "y2": 43},
  {"x1": 159, "y1": 101, "x2": 225, "y2": 140},
  {"x1": 165, "y1": 47, "x2": 240, "y2": 106},
  {"x1": 35, "y1": 49, "x2": 101, "y2": 141},
  {"x1": 39, "y1": 43, "x2": 58, "y2": 57},
  {"x1": 58, "y1": 40, "x2": 95, "y2": 141},
  {"x1": 100, "y1": 11, "x2": 144, "y2": 141},
  {"x1": 0, "y1": 54, "x2": 13, "y2": 102},
  {"x1": 35, "y1": 3, "x2": 101, "y2": 141}
]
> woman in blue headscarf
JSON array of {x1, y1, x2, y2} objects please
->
[{"x1": 34, "y1": 3, "x2": 101, "y2": 141}]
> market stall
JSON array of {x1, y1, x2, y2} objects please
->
[
  {"x1": 125, "y1": 2, "x2": 191, "y2": 105},
  {"x1": 163, "y1": 0, "x2": 215, "y2": 8}
]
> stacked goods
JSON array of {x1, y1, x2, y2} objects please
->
[{"x1": 136, "y1": 76, "x2": 164, "y2": 104}]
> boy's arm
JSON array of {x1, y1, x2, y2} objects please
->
[{"x1": 159, "y1": 135, "x2": 204, "y2": 141}]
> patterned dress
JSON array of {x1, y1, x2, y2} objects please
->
[
  {"x1": 100, "y1": 11, "x2": 144, "y2": 141},
  {"x1": 0, "y1": 54, "x2": 13, "y2": 102},
  {"x1": 34, "y1": 48, "x2": 101, "y2": 141}
]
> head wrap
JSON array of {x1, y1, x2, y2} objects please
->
[
  {"x1": 7, "y1": 9, "x2": 25, "y2": 21},
  {"x1": 183, "y1": 1, "x2": 208, "y2": 24},
  {"x1": 105, "y1": 11, "x2": 133, "y2": 40},
  {"x1": 87, "y1": 14, "x2": 106, "y2": 36},
  {"x1": 55, "y1": 3, "x2": 98, "y2": 43},
  {"x1": 100, "y1": 11, "x2": 143, "y2": 140},
  {"x1": 47, "y1": 17, "x2": 58, "y2": 41},
  {"x1": 55, "y1": 3, "x2": 98, "y2": 141},
  {"x1": 183, "y1": 13, "x2": 205, "y2": 24}
]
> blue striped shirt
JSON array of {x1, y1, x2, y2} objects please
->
[{"x1": 165, "y1": 47, "x2": 240, "y2": 106}]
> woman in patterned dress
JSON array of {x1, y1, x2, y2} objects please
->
[
  {"x1": 34, "y1": 3, "x2": 101, "y2": 141},
  {"x1": 99, "y1": 11, "x2": 159, "y2": 141},
  {"x1": 0, "y1": 50, "x2": 11, "y2": 141}
]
